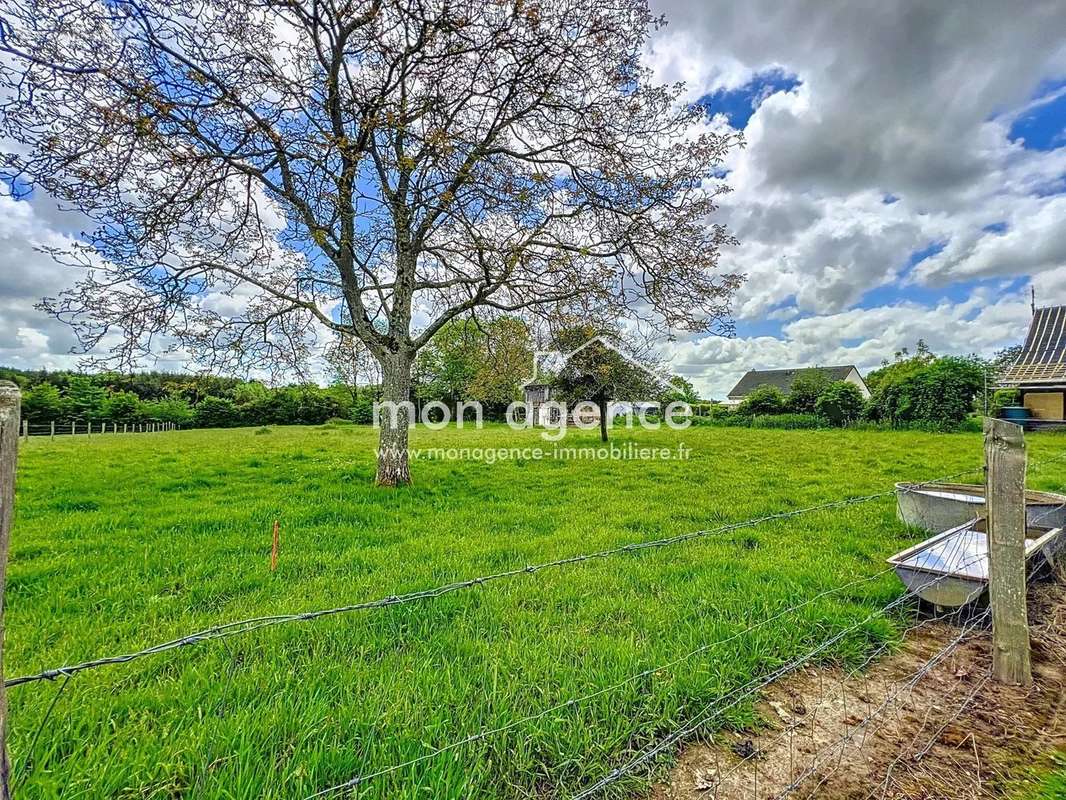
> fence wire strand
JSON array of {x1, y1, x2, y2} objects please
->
[{"x1": 768, "y1": 607, "x2": 993, "y2": 800}]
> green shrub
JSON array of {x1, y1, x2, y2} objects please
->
[
  {"x1": 721, "y1": 414, "x2": 754, "y2": 427},
  {"x1": 737, "y1": 385, "x2": 786, "y2": 416},
  {"x1": 957, "y1": 416, "x2": 984, "y2": 433},
  {"x1": 351, "y1": 393, "x2": 376, "y2": 425},
  {"x1": 866, "y1": 356, "x2": 983, "y2": 428},
  {"x1": 751, "y1": 413, "x2": 826, "y2": 429},
  {"x1": 691, "y1": 402, "x2": 730, "y2": 419},
  {"x1": 689, "y1": 409, "x2": 742, "y2": 426},
  {"x1": 815, "y1": 381, "x2": 865, "y2": 426},
  {"x1": 21, "y1": 382, "x2": 66, "y2": 422},
  {"x1": 785, "y1": 369, "x2": 832, "y2": 413},
  {"x1": 196, "y1": 396, "x2": 242, "y2": 428}
]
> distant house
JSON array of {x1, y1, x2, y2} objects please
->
[
  {"x1": 724, "y1": 365, "x2": 870, "y2": 408},
  {"x1": 521, "y1": 383, "x2": 657, "y2": 426},
  {"x1": 999, "y1": 304, "x2": 1066, "y2": 425},
  {"x1": 523, "y1": 382, "x2": 563, "y2": 426}
]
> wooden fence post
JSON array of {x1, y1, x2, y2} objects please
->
[
  {"x1": 984, "y1": 418, "x2": 1032, "y2": 686},
  {"x1": 50, "y1": 421, "x2": 55, "y2": 441},
  {"x1": 0, "y1": 382, "x2": 20, "y2": 799}
]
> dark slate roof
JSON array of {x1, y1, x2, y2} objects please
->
[
  {"x1": 1001, "y1": 305, "x2": 1066, "y2": 386},
  {"x1": 727, "y1": 365, "x2": 859, "y2": 399}
]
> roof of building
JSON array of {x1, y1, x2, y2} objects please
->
[
  {"x1": 727, "y1": 365, "x2": 861, "y2": 399},
  {"x1": 1001, "y1": 305, "x2": 1066, "y2": 386}
]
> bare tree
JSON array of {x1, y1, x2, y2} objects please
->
[{"x1": 0, "y1": 0, "x2": 742, "y2": 485}]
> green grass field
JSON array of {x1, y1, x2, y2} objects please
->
[
  {"x1": 1012, "y1": 751, "x2": 1066, "y2": 799},
  {"x1": 7, "y1": 423, "x2": 1066, "y2": 799}
]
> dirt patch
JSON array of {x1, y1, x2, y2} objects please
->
[{"x1": 651, "y1": 581, "x2": 1066, "y2": 800}]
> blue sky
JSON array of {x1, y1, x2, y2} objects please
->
[{"x1": 1009, "y1": 79, "x2": 1066, "y2": 151}]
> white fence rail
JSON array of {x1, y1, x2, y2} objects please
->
[{"x1": 19, "y1": 420, "x2": 179, "y2": 440}]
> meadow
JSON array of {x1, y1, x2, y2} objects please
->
[{"x1": 7, "y1": 422, "x2": 1066, "y2": 799}]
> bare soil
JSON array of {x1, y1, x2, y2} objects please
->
[{"x1": 650, "y1": 580, "x2": 1066, "y2": 800}]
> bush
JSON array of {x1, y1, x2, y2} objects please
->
[
  {"x1": 866, "y1": 356, "x2": 983, "y2": 428},
  {"x1": 691, "y1": 402, "x2": 730, "y2": 419},
  {"x1": 815, "y1": 381, "x2": 865, "y2": 426},
  {"x1": 196, "y1": 396, "x2": 242, "y2": 428},
  {"x1": 957, "y1": 415, "x2": 984, "y2": 433},
  {"x1": 990, "y1": 388, "x2": 1020, "y2": 417},
  {"x1": 142, "y1": 397, "x2": 195, "y2": 426},
  {"x1": 351, "y1": 392, "x2": 376, "y2": 425},
  {"x1": 21, "y1": 383, "x2": 66, "y2": 422},
  {"x1": 737, "y1": 385, "x2": 786, "y2": 416},
  {"x1": 102, "y1": 390, "x2": 143, "y2": 424},
  {"x1": 785, "y1": 369, "x2": 832, "y2": 413},
  {"x1": 751, "y1": 413, "x2": 826, "y2": 429}
]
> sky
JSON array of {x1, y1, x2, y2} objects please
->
[
  {"x1": 2, "y1": 0, "x2": 1066, "y2": 399},
  {"x1": 645, "y1": 0, "x2": 1066, "y2": 397}
]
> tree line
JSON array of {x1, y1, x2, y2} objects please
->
[
  {"x1": 4, "y1": 337, "x2": 1017, "y2": 433},
  {"x1": 2, "y1": 369, "x2": 353, "y2": 429},
  {"x1": 3, "y1": 318, "x2": 700, "y2": 431}
]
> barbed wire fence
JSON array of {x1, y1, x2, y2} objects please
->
[
  {"x1": 562, "y1": 520, "x2": 1004, "y2": 800},
  {"x1": 622, "y1": 476, "x2": 1066, "y2": 800},
  {"x1": 763, "y1": 553, "x2": 1054, "y2": 800},
  {"x1": 4, "y1": 425, "x2": 1066, "y2": 799}
]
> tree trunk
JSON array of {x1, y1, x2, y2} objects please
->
[
  {"x1": 597, "y1": 391, "x2": 609, "y2": 442},
  {"x1": 375, "y1": 350, "x2": 414, "y2": 487}
]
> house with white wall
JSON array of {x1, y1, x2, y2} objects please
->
[{"x1": 723, "y1": 365, "x2": 870, "y2": 408}]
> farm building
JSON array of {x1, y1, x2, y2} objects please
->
[
  {"x1": 999, "y1": 304, "x2": 1066, "y2": 426},
  {"x1": 724, "y1": 365, "x2": 870, "y2": 408}
]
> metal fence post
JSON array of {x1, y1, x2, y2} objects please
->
[
  {"x1": 0, "y1": 382, "x2": 20, "y2": 799},
  {"x1": 984, "y1": 418, "x2": 1032, "y2": 686}
]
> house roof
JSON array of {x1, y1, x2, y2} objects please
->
[
  {"x1": 727, "y1": 365, "x2": 860, "y2": 399},
  {"x1": 1001, "y1": 305, "x2": 1066, "y2": 386}
]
